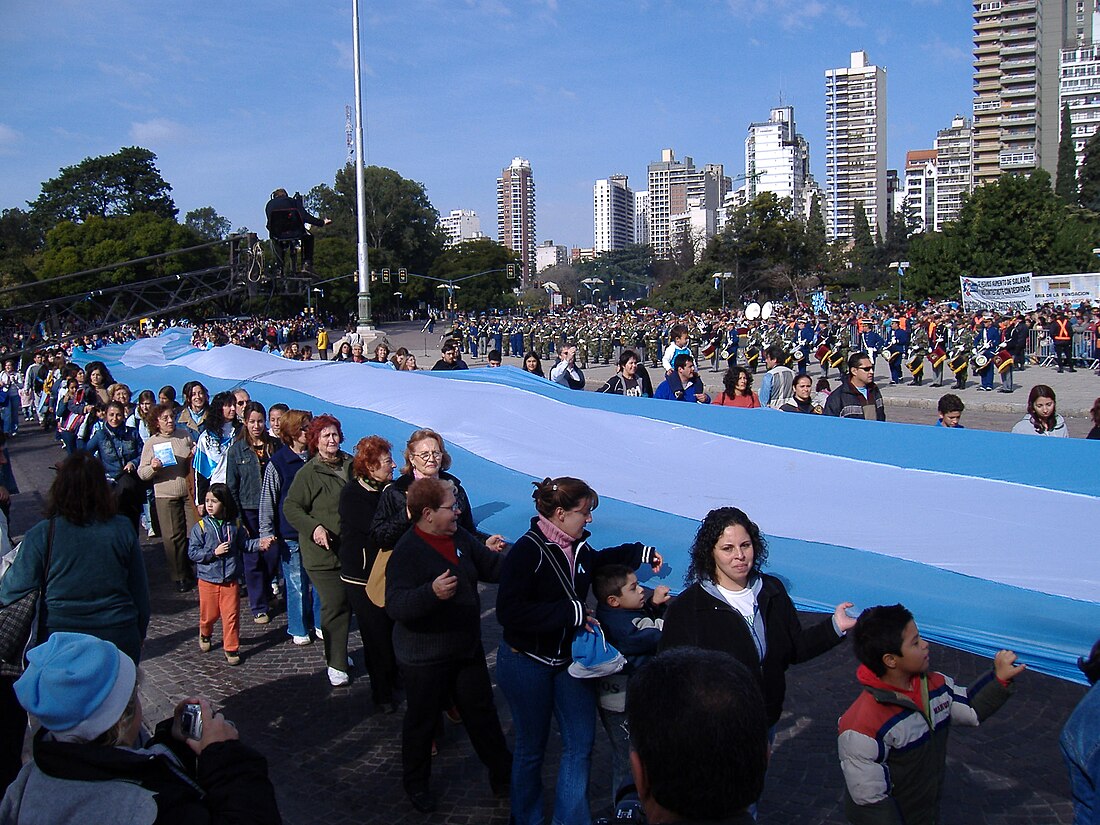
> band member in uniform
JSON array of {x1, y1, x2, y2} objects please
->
[
  {"x1": 928, "y1": 316, "x2": 948, "y2": 387},
  {"x1": 949, "y1": 322, "x2": 974, "y2": 391},
  {"x1": 795, "y1": 318, "x2": 815, "y2": 376},
  {"x1": 885, "y1": 318, "x2": 908, "y2": 386},
  {"x1": 974, "y1": 315, "x2": 1000, "y2": 392},
  {"x1": 907, "y1": 323, "x2": 929, "y2": 387}
]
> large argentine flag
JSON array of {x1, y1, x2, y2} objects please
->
[{"x1": 85, "y1": 329, "x2": 1098, "y2": 683}]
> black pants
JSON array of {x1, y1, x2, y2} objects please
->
[
  {"x1": 398, "y1": 652, "x2": 511, "y2": 795},
  {"x1": 274, "y1": 234, "x2": 315, "y2": 267},
  {"x1": 0, "y1": 676, "x2": 26, "y2": 791},
  {"x1": 344, "y1": 582, "x2": 398, "y2": 705},
  {"x1": 1054, "y1": 342, "x2": 1073, "y2": 370}
]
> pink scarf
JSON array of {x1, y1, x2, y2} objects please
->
[{"x1": 537, "y1": 514, "x2": 576, "y2": 568}]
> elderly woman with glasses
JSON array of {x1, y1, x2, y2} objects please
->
[{"x1": 371, "y1": 428, "x2": 506, "y2": 555}]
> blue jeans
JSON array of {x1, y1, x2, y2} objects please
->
[
  {"x1": 280, "y1": 539, "x2": 322, "y2": 638},
  {"x1": 597, "y1": 706, "x2": 630, "y2": 808},
  {"x1": 1060, "y1": 682, "x2": 1100, "y2": 825},
  {"x1": 496, "y1": 643, "x2": 597, "y2": 825}
]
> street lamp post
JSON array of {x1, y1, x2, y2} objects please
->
[
  {"x1": 352, "y1": 0, "x2": 373, "y2": 333},
  {"x1": 713, "y1": 272, "x2": 734, "y2": 309},
  {"x1": 393, "y1": 291, "x2": 402, "y2": 319},
  {"x1": 889, "y1": 261, "x2": 910, "y2": 304}
]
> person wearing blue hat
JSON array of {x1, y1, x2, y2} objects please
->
[{"x1": 0, "y1": 632, "x2": 281, "y2": 824}]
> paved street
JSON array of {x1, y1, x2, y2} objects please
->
[{"x1": 6, "y1": 380, "x2": 1089, "y2": 824}]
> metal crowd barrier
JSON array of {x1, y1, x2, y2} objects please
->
[{"x1": 1025, "y1": 329, "x2": 1098, "y2": 369}]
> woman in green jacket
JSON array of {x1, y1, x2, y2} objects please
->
[{"x1": 283, "y1": 414, "x2": 354, "y2": 686}]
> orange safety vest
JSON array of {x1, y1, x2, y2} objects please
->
[{"x1": 1053, "y1": 318, "x2": 1072, "y2": 341}]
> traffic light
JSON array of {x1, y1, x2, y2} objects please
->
[
  {"x1": 398, "y1": 267, "x2": 408, "y2": 284},
  {"x1": 506, "y1": 264, "x2": 516, "y2": 279},
  {"x1": 370, "y1": 269, "x2": 377, "y2": 283},
  {"x1": 382, "y1": 268, "x2": 391, "y2": 283}
]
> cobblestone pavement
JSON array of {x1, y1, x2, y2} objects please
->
[{"x1": 8, "y1": 424, "x2": 1086, "y2": 825}]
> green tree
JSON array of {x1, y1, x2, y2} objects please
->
[
  {"x1": 1079, "y1": 129, "x2": 1100, "y2": 211},
  {"x1": 654, "y1": 192, "x2": 800, "y2": 310},
  {"x1": 1056, "y1": 104, "x2": 1078, "y2": 203},
  {"x1": 849, "y1": 201, "x2": 876, "y2": 288},
  {"x1": 0, "y1": 208, "x2": 42, "y2": 285},
  {"x1": 307, "y1": 164, "x2": 445, "y2": 277},
  {"x1": 36, "y1": 213, "x2": 213, "y2": 301},
  {"x1": 574, "y1": 243, "x2": 655, "y2": 301},
  {"x1": 28, "y1": 147, "x2": 177, "y2": 228},
  {"x1": 184, "y1": 206, "x2": 232, "y2": 241},
  {"x1": 427, "y1": 239, "x2": 517, "y2": 311}
]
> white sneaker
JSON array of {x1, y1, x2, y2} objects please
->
[
  {"x1": 292, "y1": 635, "x2": 311, "y2": 646},
  {"x1": 327, "y1": 667, "x2": 350, "y2": 686},
  {"x1": 314, "y1": 627, "x2": 324, "y2": 641}
]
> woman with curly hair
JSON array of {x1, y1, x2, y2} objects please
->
[
  {"x1": 712, "y1": 365, "x2": 761, "y2": 408},
  {"x1": 660, "y1": 506, "x2": 854, "y2": 731},
  {"x1": 283, "y1": 414, "x2": 355, "y2": 686},
  {"x1": 193, "y1": 391, "x2": 240, "y2": 510},
  {"x1": 1011, "y1": 384, "x2": 1069, "y2": 437}
]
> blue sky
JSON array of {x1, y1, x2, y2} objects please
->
[{"x1": 1, "y1": 0, "x2": 972, "y2": 251}]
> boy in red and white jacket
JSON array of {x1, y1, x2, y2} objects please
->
[{"x1": 838, "y1": 604, "x2": 1025, "y2": 825}]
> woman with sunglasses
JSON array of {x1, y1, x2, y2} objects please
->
[{"x1": 371, "y1": 428, "x2": 506, "y2": 554}]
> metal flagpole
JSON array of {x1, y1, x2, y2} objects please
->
[{"x1": 352, "y1": 0, "x2": 373, "y2": 332}]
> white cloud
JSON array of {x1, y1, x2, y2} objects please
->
[
  {"x1": 727, "y1": 0, "x2": 864, "y2": 30},
  {"x1": 0, "y1": 124, "x2": 19, "y2": 154},
  {"x1": 130, "y1": 118, "x2": 186, "y2": 144},
  {"x1": 97, "y1": 61, "x2": 154, "y2": 89}
]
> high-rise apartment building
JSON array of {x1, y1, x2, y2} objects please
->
[
  {"x1": 933, "y1": 115, "x2": 974, "y2": 230},
  {"x1": 535, "y1": 240, "x2": 569, "y2": 272},
  {"x1": 646, "y1": 149, "x2": 728, "y2": 258},
  {"x1": 438, "y1": 209, "x2": 484, "y2": 247},
  {"x1": 904, "y1": 150, "x2": 938, "y2": 233},
  {"x1": 972, "y1": 0, "x2": 1067, "y2": 186},
  {"x1": 497, "y1": 157, "x2": 537, "y2": 283},
  {"x1": 634, "y1": 191, "x2": 649, "y2": 246},
  {"x1": 593, "y1": 175, "x2": 635, "y2": 253},
  {"x1": 1060, "y1": 3, "x2": 1100, "y2": 172},
  {"x1": 825, "y1": 51, "x2": 888, "y2": 240},
  {"x1": 745, "y1": 106, "x2": 810, "y2": 215}
]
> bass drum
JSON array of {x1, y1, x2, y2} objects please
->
[
  {"x1": 993, "y1": 349, "x2": 1014, "y2": 373},
  {"x1": 745, "y1": 302, "x2": 761, "y2": 320},
  {"x1": 972, "y1": 353, "x2": 990, "y2": 370},
  {"x1": 929, "y1": 346, "x2": 947, "y2": 368},
  {"x1": 814, "y1": 343, "x2": 831, "y2": 362}
]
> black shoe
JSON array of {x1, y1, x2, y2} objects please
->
[
  {"x1": 381, "y1": 701, "x2": 399, "y2": 715},
  {"x1": 408, "y1": 790, "x2": 436, "y2": 813},
  {"x1": 1069, "y1": 368, "x2": 1077, "y2": 372},
  {"x1": 301, "y1": 262, "x2": 315, "y2": 275},
  {"x1": 490, "y1": 777, "x2": 511, "y2": 799},
  {"x1": 175, "y1": 580, "x2": 191, "y2": 593}
]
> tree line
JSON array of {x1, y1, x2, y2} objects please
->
[{"x1": 4, "y1": 143, "x2": 1100, "y2": 319}]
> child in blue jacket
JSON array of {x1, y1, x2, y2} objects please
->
[{"x1": 188, "y1": 483, "x2": 272, "y2": 665}]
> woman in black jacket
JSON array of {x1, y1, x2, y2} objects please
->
[
  {"x1": 385, "y1": 477, "x2": 511, "y2": 813},
  {"x1": 338, "y1": 435, "x2": 400, "y2": 712},
  {"x1": 495, "y1": 476, "x2": 661, "y2": 825},
  {"x1": 660, "y1": 506, "x2": 856, "y2": 730},
  {"x1": 371, "y1": 428, "x2": 505, "y2": 553}
]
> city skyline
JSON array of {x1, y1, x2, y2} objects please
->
[{"x1": 1, "y1": 2, "x2": 973, "y2": 257}]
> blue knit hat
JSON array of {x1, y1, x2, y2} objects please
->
[{"x1": 14, "y1": 632, "x2": 137, "y2": 743}]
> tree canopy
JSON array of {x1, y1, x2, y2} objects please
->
[
  {"x1": 184, "y1": 206, "x2": 232, "y2": 241},
  {"x1": 427, "y1": 238, "x2": 519, "y2": 311},
  {"x1": 28, "y1": 147, "x2": 177, "y2": 228}
]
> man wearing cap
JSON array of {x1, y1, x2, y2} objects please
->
[
  {"x1": 974, "y1": 315, "x2": 1001, "y2": 392},
  {"x1": 0, "y1": 632, "x2": 281, "y2": 823}
]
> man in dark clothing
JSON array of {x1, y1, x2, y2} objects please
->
[
  {"x1": 431, "y1": 342, "x2": 469, "y2": 371},
  {"x1": 265, "y1": 188, "x2": 330, "y2": 273},
  {"x1": 823, "y1": 352, "x2": 886, "y2": 421},
  {"x1": 621, "y1": 648, "x2": 767, "y2": 825},
  {"x1": 1049, "y1": 312, "x2": 1076, "y2": 373}
]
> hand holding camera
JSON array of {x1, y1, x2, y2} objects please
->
[{"x1": 172, "y1": 697, "x2": 239, "y2": 755}]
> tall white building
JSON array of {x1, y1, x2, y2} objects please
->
[
  {"x1": 497, "y1": 157, "x2": 536, "y2": 284},
  {"x1": 593, "y1": 175, "x2": 635, "y2": 253},
  {"x1": 646, "y1": 149, "x2": 727, "y2": 258},
  {"x1": 1061, "y1": 5, "x2": 1100, "y2": 175},
  {"x1": 745, "y1": 106, "x2": 810, "y2": 215},
  {"x1": 904, "y1": 150, "x2": 938, "y2": 233},
  {"x1": 535, "y1": 240, "x2": 569, "y2": 272},
  {"x1": 933, "y1": 115, "x2": 973, "y2": 230},
  {"x1": 825, "y1": 50, "x2": 888, "y2": 240},
  {"x1": 438, "y1": 209, "x2": 484, "y2": 247}
]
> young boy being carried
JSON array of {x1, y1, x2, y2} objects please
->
[
  {"x1": 592, "y1": 564, "x2": 671, "y2": 806},
  {"x1": 661, "y1": 324, "x2": 692, "y2": 375},
  {"x1": 838, "y1": 604, "x2": 1025, "y2": 825}
]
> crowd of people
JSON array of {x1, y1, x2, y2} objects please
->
[{"x1": 0, "y1": 302, "x2": 1094, "y2": 823}]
